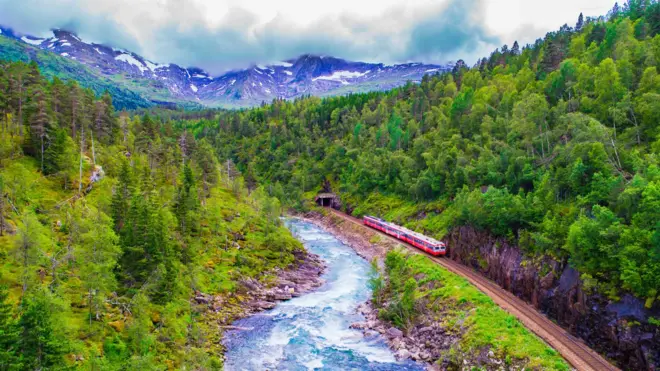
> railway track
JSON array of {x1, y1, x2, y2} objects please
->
[{"x1": 326, "y1": 208, "x2": 618, "y2": 371}]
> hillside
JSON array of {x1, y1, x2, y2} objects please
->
[
  {"x1": 0, "y1": 58, "x2": 578, "y2": 370},
  {"x1": 171, "y1": 3, "x2": 659, "y2": 369},
  {"x1": 0, "y1": 27, "x2": 451, "y2": 108},
  {"x1": 0, "y1": 60, "x2": 308, "y2": 369},
  {"x1": 0, "y1": 33, "x2": 153, "y2": 110}
]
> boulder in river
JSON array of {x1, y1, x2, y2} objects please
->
[{"x1": 386, "y1": 327, "x2": 403, "y2": 338}]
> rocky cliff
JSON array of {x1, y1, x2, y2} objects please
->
[{"x1": 447, "y1": 226, "x2": 660, "y2": 370}]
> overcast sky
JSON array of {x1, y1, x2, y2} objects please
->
[{"x1": 0, "y1": 0, "x2": 615, "y2": 75}]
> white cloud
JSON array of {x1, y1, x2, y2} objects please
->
[{"x1": 0, "y1": 0, "x2": 615, "y2": 74}]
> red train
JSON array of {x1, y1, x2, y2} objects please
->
[{"x1": 363, "y1": 215, "x2": 446, "y2": 256}]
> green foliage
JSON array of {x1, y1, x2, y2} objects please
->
[
  {"x1": 17, "y1": 289, "x2": 70, "y2": 370},
  {"x1": 367, "y1": 258, "x2": 384, "y2": 306},
  {"x1": 181, "y1": 4, "x2": 660, "y2": 303},
  {"x1": 378, "y1": 250, "x2": 569, "y2": 370},
  {"x1": 0, "y1": 282, "x2": 19, "y2": 369},
  {"x1": 0, "y1": 61, "x2": 307, "y2": 369}
]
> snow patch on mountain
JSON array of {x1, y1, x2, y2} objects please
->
[
  {"x1": 271, "y1": 61, "x2": 293, "y2": 67},
  {"x1": 190, "y1": 84, "x2": 198, "y2": 93},
  {"x1": 21, "y1": 36, "x2": 43, "y2": 46},
  {"x1": 144, "y1": 60, "x2": 161, "y2": 71},
  {"x1": 115, "y1": 53, "x2": 148, "y2": 73},
  {"x1": 312, "y1": 70, "x2": 369, "y2": 82}
]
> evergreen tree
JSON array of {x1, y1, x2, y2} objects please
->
[
  {"x1": 75, "y1": 207, "x2": 120, "y2": 330},
  {"x1": 17, "y1": 290, "x2": 68, "y2": 370},
  {"x1": 576, "y1": 12, "x2": 585, "y2": 31},
  {"x1": 0, "y1": 283, "x2": 19, "y2": 369},
  {"x1": 174, "y1": 164, "x2": 198, "y2": 235},
  {"x1": 511, "y1": 41, "x2": 520, "y2": 55},
  {"x1": 111, "y1": 158, "x2": 134, "y2": 232},
  {"x1": 28, "y1": 84, "x2": 51, "y2": 172}
]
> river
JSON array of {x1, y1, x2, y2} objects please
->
[{"x1": 222, "y1": 218, "x2": 423, "y2": 370}]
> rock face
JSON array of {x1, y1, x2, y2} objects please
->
[{"x1": 447, "y1": 226, "x2": 660, "y2": 371}]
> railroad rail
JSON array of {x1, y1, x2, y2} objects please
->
[{"x1": 326, "y1": 208, "x2": 618, "y2": 371}]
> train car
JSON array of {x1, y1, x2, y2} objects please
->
[{"x1": 363, "y1": 215, "x2": 446, "y2": 256}]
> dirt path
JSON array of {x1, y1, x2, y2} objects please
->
[{"x1": 326, "y1": 208, "x2": 619, "y2": 371}]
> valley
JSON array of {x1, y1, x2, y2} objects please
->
[{"x1": 1, "y1": 1, "x2": 660, "y2": 370}]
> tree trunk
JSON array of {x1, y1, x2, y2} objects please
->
[
  {"x1": 90, "y1": 131, "x2": 97, "y2": 165},
  {"x1": 17, "y1": 79, "x2": 23, "y2": 137}
]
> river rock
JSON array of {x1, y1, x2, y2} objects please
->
[
  {"x1": 350, "y1": 322, "x2": 365, "y2": 330},
  {"x1": 418, "y1": 326, "x2": 433, "y2": 334},
  {"x1": 396, "y1": 349, "x2": 411, "y2": 360},
  {"x1": 386, "y1": 327, "x2": 403, "y2": 338}
]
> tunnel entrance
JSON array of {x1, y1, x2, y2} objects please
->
[{"x1": 315, "y1": 193, "x2": 341, "y2": 209}]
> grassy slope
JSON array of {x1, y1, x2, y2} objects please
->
[
  {"x1": 0, "y1": 153, "x2": 303, "y2": 368},
  {"x1": 382, "y1": 249, "x2": 569, "y2": 370}
]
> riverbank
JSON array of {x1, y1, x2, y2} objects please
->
[
  {"x1": 198, "y1": 248, "x2": 326, "y2": 364},
  {"x1": 221, "y1": 218, "x2": 425, "y2": 370},
  {"x1": 298, "y1": 209, "x2": 570, "y2": 370}
]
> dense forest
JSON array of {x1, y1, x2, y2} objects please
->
[
  {"x1": 174, "y1": 1, "x2": 660, "y2": 308},
  {"x1": 0, "y1": 60, "x2": 303, "y2": 369},
  {"x1": 2, "y1": 0, "x2": 660, "y2": 369}
]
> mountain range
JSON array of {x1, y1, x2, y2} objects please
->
[{"x1": 0, "y1": 27, "x2": 452, "y2": 109}]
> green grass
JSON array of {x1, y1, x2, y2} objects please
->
[
  {"x1": 346, "y1": 191, "x2": 451, "y2": 239},
  {"x1": 384, "y1": 249, "x2": 569, "y2": 370}
]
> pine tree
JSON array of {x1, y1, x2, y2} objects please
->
[
  {"x1": 43, "y1": 128, "x2": 67, "y2": 176},
  {"x1": 174, "y1": 164, "x2": 199, "y2": 235},
  {"x1": 76, "y1": 207, "x2": 120, "y2": 330},
  {"x1": 609, "y1": 2, "x2": 621, "y2": 19},
  {"x1": 111, "y1": 158, "x2": 134, "y2": 232},
  {"x1": 0, "y1": 175, "x2": 5, "y2": 237},
  {"x1": 576, "y1": 12, "x2": 585, "y2": 31},
  {"x1": 0, "y1": 66, "x2": 8, "y2": 133},
  {"x1": 50, "y1": 77, "x2": 69, "y2": 131},
  {"x1": 649, "y1": 2, "x2": 660, "y2": 36},
  {"x1": 16, "y1": 212, "x2": 50, "y2": 294},
  {"x1": 7, "y1": 63, "x2": 31, "y2": 137},
  {"x1": 0, "y1": 282, "x2": 19, "y2": 369},
  {"x1": 68, "y1": 81, "x2": 81, "y2": 138},
  {"x1": 28, "y1": 84, "x2": 51, "y2": 173},
  {"x1": 511, "y1": 41, "x2": 520, "y2": 56},
  {"x1": 17, "y1": 290, "x2": 68, "y2": 370},
  {"x1": 194, "y1": 138, "x2": 218, "y2": 198},
  {"x1": 93, "y1": 93, "x2": 118, "y2": 145}
]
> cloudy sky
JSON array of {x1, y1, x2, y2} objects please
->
[{"x1": 0, "y1": 0, "x2": 614, "y2": 74}]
